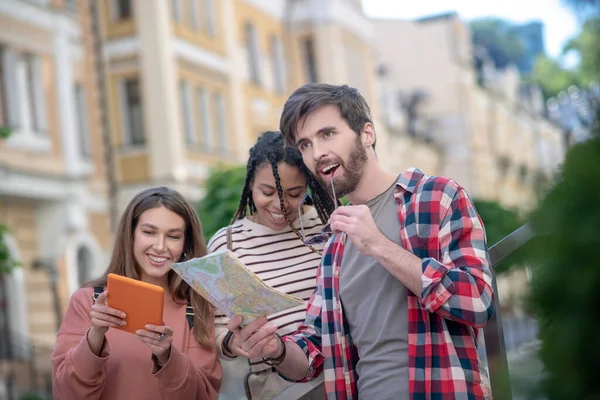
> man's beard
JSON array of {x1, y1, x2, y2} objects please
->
[{"x1": 316, "y1": 135, "x2": 368, "y2": 199}]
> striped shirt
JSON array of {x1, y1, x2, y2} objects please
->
[{"x1": 207, "y1": 207, "x2": 325, "y2": 372}]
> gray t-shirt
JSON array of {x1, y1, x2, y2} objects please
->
[{"x1": 339, "y1": 176, "x2": 409, "y2": 399}]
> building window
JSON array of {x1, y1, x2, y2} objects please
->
[
  {"x1": 0, "y1": 50, "x2": 47, "y2": 135},
  {"x1": 190, "y1": 0, "x2": 201, "y2": 30},
  {"x1": 111, "y1": 0, "x2": 132, "y2": 21},
  {"x1": 244, "y1": 22, "x2": 261, "y2": 85},
  {"x1": 205, "y1": 0, "x2": 217, "y2": 37},
  {"x1": 0, "y1": 47, "x2": 10, "y2": 128},
  {"x1": 23, "y1": 54, "x2": 47, "y2": 134},
  {"x1": 270, "y1": 35, "x2": 286, "y2": 95},
  {"x1": 1, "y1": 47, "x2": 19, "y2": 130},
  {"x1": 303, "y1": 37, "x2": 318, "y2": 83},
  {"x1": 171, "y1": 0, "x2": 182, "y2": 23},
  {"x1": 120, "y1": 78, "x2": 145, "y2": 146},
  {"x1": 179, "y1": 80, "x2": 195, "y2": 145},
  {"x1": 197, "y1": 87, "x2": 212, "y2": 151},
  {"x1": 74, "y1": 84, "x2": 91, "y2": 158},
  {"x1": 214, "y1": 92, "x2": 227, "y2": 155}
]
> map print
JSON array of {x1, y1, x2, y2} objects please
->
[{"x1": 171, "y1": 249, "x2": 304, "y2": 325}]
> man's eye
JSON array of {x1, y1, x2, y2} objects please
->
[
  {"x1": 324, "y1": 131, "x2": 333, "y2": 138},
  {"x1": 299, "y1": 142, "x2": 311, "y2": 151}
]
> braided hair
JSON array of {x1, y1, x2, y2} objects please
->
[{"x1": 231, "y1": 131, "x2": 334, "y2": 250}]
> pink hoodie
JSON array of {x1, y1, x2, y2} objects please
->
[{"x1": 52, "y1": 287, "x2": 222, "y2": 400}]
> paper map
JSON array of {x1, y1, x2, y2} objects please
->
[{"x1": 170, "y1": 249, "x2": 304, "y2": 324}]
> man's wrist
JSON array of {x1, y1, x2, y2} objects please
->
[{"x1": 262, "y1": 334, "x2": 286, "y2": 366}]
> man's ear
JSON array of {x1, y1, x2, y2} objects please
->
[{"x1": 361, "y1": 123, "x2": 376, "y2": 148}]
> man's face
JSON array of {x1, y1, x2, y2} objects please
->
[{"x1": 295, "y1": 105, "x2": 368, "y2": 198}]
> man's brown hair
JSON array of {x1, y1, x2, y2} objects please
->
[{"x1": 279, "y1": 83, "x2": 374, "y2": 148}]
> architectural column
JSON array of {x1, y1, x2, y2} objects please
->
[
  {"x1": 54, "y1": 22, "x2": 83, "y2": 176},
  {"x1": 134, "y1": 0, "x2": 185, "y2": 183}
]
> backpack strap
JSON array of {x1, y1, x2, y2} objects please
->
[
  {"x1": 92, "y1": 286, "x2": 103, "y2": 302},
  {"x1": 186, "y1": 291, "x2": 195, "y2": 329},
  {"x1": 226, "y1": 225, "x2": 233, "y2": 251}
]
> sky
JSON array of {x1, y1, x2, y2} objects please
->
[{"x1": 362, "y1": 0, "x2": 581, "y2": 64}]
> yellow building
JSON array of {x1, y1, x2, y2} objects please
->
[
  {"x1": 0, "y1": 0, "x2": 112, "y2": 394},
  {"x1": 98, "y1": 0, "x2": 442, "y2": 213}
]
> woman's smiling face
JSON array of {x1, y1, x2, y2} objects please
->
[{"x1": 250, "y1": 162, "x2": 307, "y2": 231}]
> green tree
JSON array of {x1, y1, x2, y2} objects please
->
[
  {"x1": 0, "y1": 225, "x2": 21, "y2": 274},
  {"x1": 0, "y1": 126, "x2": 11, "y2": 139},
  {"x1": 528, "y1": 55, "x2": 581, "y2": 99},
  {"x1": 0, "y1": 128, "x2": 19, "y2": 274},
  {"x1": 197, "y1": 164, "x2": 246, "y2": 240},
  {"x1": 473, "y1": 200, "x2": 524, "y2": 274},
  {"x1": 528, "y1": 135, "x2": 600, "y2": 399},
  {"x1": 563, "y1": 18, "x2": 600, "y2": 83},
  {"x1": 470, "y1": 18, "x2": 526, "y2": 69}
]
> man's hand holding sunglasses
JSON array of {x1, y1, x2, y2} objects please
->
[
  {"x1": 329, "y1": 204, "x2": 424, "y2": 298},
  {"x1": 328, "y1": 204, "x2": 385, "y2": 257}
]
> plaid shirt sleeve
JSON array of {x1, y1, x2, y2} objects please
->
[
  {"x1": 282, "y1": 264, "x2": 325, "y2": 382},
  {"x1": 420, "y1": 183, "x2": 495, "y2": 328}
]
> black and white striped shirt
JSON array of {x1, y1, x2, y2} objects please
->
[{"x1": 207, "y1": 207, "x2": 325, "y2": 372}]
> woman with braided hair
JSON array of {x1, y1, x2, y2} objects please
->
[{"x1": 207, "y1": 130, "x2": 334, "y2": 399}]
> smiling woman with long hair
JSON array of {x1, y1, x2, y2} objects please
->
[{"x1": 52, "y1": 187, "x2": 222, "y2": 400}]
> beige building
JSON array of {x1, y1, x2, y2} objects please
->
[
  {"x1": 0, "y1": 0, "x2": 112, "y2": 394},
  {"x1": 372, "y1": 12, "x2": 565, "y2": 211}
]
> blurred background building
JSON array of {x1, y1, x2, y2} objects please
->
[{"x1": 0, "y1": 0, "x2": 573, "y2": 398}]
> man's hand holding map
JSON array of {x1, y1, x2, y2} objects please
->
[{"x1": 170, "y1": 249, "x2": 304, "y2": 324}]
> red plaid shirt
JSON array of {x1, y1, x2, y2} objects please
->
[{"x1": 284, "y1": 168, "x2": 494, "y2": 399}]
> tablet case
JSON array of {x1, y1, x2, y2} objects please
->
[{"x1": 106, "y1": 273, "x2": 165, "y2": 334}]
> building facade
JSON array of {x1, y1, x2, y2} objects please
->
[
  {"x1": 372, "y1": 13, "x2": 565, "y2": 212},
  {"x1": 0, "y1": 0, "x2": 112, "y2": 395}
]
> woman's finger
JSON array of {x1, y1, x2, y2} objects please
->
[
  {"x1": 90, "y1": 316, "x2": 121, "y2": 328},
  {"x1": 90, "y1": 311, "x2": 126, "y2": 326},
  {"x1": 136, "y1": 329, "x2": 169, "y2": 342},
  {"x1": 92, "y1": 305, "x2": 126, "y2": 319},
  {"x1": 144, "y1": 325, "x2": 172, "y2": 336}
]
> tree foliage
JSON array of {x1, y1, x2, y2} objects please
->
[
  {"x1": 0, "y1": 128, "x2": 19, "y2": 275},
  {"x1": 528, "y1": 55, "x2": 582, "y2": 99},
  {"x1": 470, "y1": 18, "x2": 526, "y2": 70},
  {"x1": 197, "y1": 164, "x2": 246, "y2": 241},
  {"x1": 528, "y1": 131, "x2": 600, "y2": 399},
  {"x1": 0, "y1": 126, "x2": 11, "y2": 139},
  {"x1": 563, "y1": 18, "x2": 600, "y2": 83},
  {"x1": 529, "y1": 16, "x2": 600, "y2": 99},
  {"x1": 473, "y1": 200, "x2": 524, "y2": 274}
]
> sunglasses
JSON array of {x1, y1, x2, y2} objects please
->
[{"x1": 298, "y1": 177, "x2": 338, "y2": 245}]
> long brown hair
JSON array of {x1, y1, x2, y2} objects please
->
[{"x1": 86, "y1": 186, "x2": 214, "y2": 349}]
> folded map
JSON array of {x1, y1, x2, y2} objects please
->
[{"x1": 170, "y1": 249, "x2": 304, "y2": 325}]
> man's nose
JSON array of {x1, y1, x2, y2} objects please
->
[{"x1": 312, "y1": 141, "x2": 328, "y2": 162}]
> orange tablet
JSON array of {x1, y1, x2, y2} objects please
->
[{"x1": 106, "y1": 273, "x2": 164, "y2": 334}]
